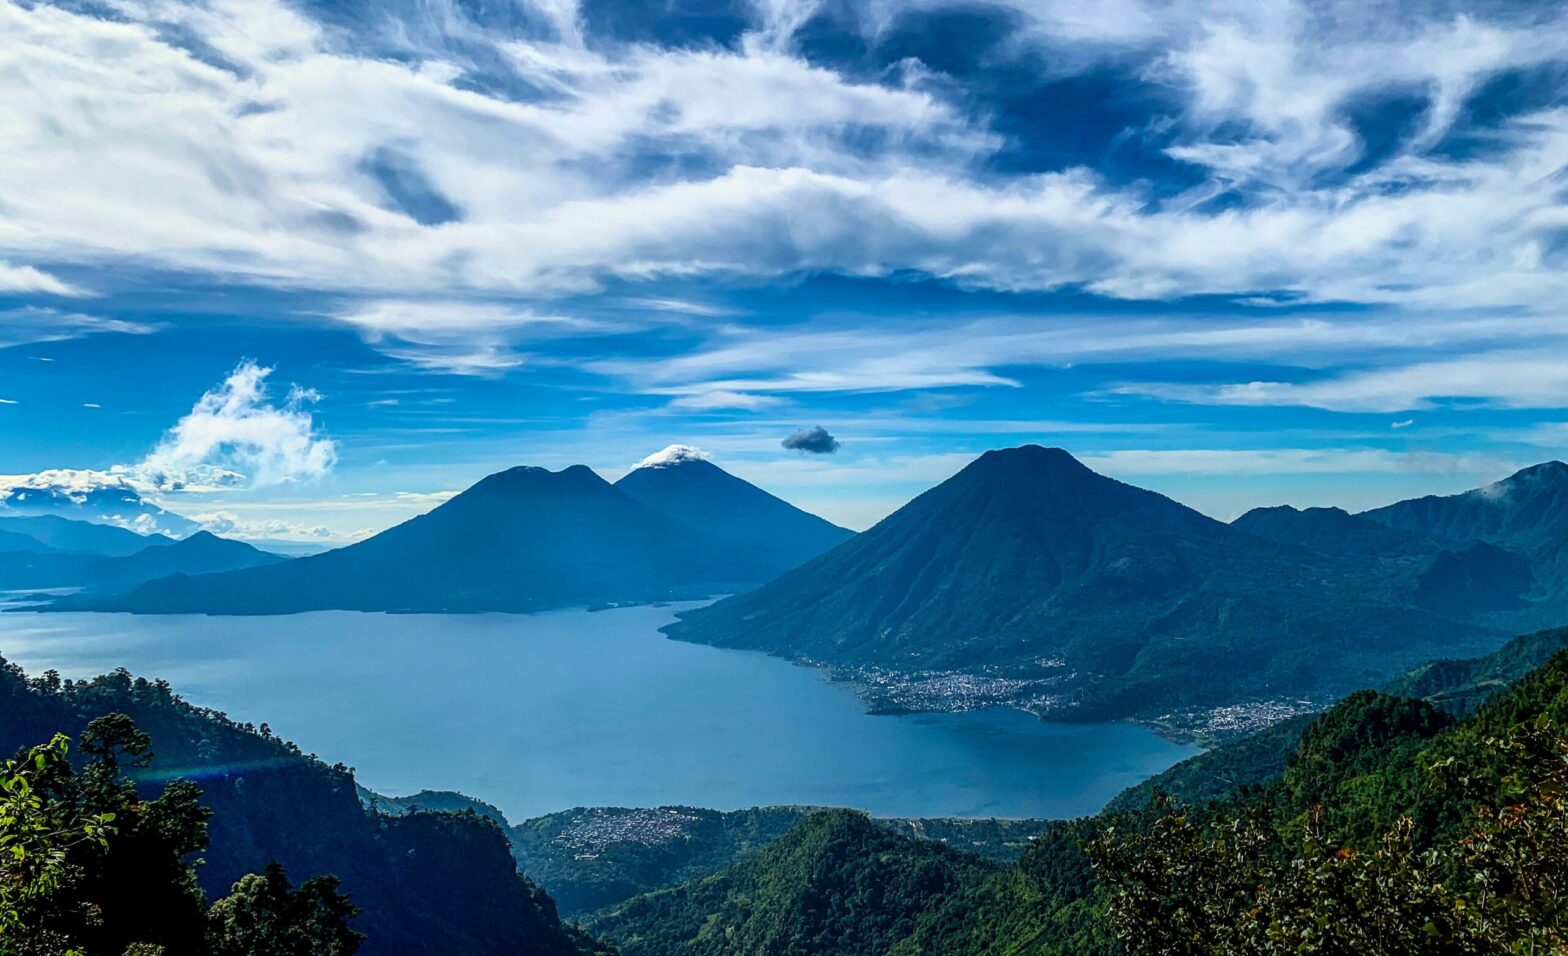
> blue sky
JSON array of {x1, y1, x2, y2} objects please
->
[{"x1": 2, "y1": 0, "x2": 1567, "y2": 540}]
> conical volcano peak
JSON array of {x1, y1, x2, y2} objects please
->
[
  {"x1": 959, "y1": 445, "x2": 1096, "y2": 482},
  {"x1": 974, "y1": 444, "x2": 1082, "y2": 467},
  {"x1": 946, "y1": 445, "x2": 1116, "y2": 500}
]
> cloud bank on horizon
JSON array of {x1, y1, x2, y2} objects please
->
[{"x1": 1, "y1": 0, "x2": 1567, "y2": 533}]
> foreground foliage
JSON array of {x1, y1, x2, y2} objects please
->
[
  {"x1": 0, "y1": 716, "x2": 359, "y2": 956},
  {"x1": 1092, "y1": 665, "x2": 1568, "y2": 954}
]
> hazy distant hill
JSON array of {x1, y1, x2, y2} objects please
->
[
  {"x1": 87, "y1": 463, "x2": 783, "y2": 614},
  {"x1": 0, "y1": 527, "x2": 55, "y2": 553},
  {"x1": 87, "y1": 530, "x2": 285, "y2": 590},
  {"x1": 0, "y1": 513, "x2": 174, "y2": 556},
  {"x1": 666, "y1": 446, "x2": 1525, "y2": 718},
  {"x1": 3, "y1": 528, "x2": 280, "y2": 595},
  {"x1": 615, "y1": 445, "x2": 853, "y2": 576}
]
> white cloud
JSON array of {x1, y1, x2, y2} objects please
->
[
  {"x1": 593, "y1": 309, "x2": 1568, "y2": 409},
  {"x1": 668, "y1": 390, "x2": 785, "y2": 411},
  {"x1": 0, "y1": 307, "x2": 157, "y2": 349},
  {"x1": 0, "y1": 468, "x2": 142, "y2": 499},
  {"x1": 0, "y1": 261, "x2": 82, "y2": 296},
  {"x1": 334, "y1": 300, "x2": 607, "y2": 374},
  {"x1": 1079, "y1": 447, "x2": 1516, "y2": 477},
  {"x1": 0, "y1": 0, "x2": 1561, "y2": 354},
  {"x1": 0, "y1": 362, "x2": 336, "y2": 518},
  {"x1": 633, "y1": 444, "x2": 712, "y2": 469},
  {"x1": 135, "y1": 361, "x2": 337, "y2": 490},
  {"x1": 1115, "y1": 350, "x2": 1568, "y2": 412},
  {"x1": 189, "y1": 510, "x2": 337, "y2": 540}
]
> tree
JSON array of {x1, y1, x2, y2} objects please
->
[
  {"x1": 1090, "y1": 718, "x2": 1568, "y2": 955},
  {"x1": 208, "y1": 862, "x2": 363, "y2": 956},
  {"x1": 0, "y1": 734, "x2": 114, "y2": 956},
  {"x1": 0, "y1": 719, "x2": 365, "y2": 956}
]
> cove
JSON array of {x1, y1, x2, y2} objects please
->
[{"x1": 0, "y1": 603, "x2": 1197, "y2": 821}]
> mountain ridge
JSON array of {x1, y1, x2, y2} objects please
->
[
  {"x1": 80, "y1": 456, "x2": 845, "y2": 615},
  {"x1": 665, "y1": 445, "x2": 1536, "y2": 718}
]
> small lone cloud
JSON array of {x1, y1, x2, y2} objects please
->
[
  {"x1": 1391, "y1": 419, "x2": 1414, "y2": 429},
  {"x1": 782, "y1": 426, "x2": 841, "y2": 455}
]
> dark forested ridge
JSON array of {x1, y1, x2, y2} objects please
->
[
  {"x1": 0, "y1": 718, "x2": 365, "y2": 956},
  {"x1": 1362, "y1": 459, "x2": 1568, "y2": 548},
  {"x1": 1111, "y1": 621, "x2": 1568, "y2": 814},
  {"x1": 0, "y1": 656, "x2": 606, "y2": 956},
  {"x1": 374, "y1": 795, "x2": 1055, "y2": 920},
  {"x1": 1385, "y1": 622, "x2": 1568, "y2": 715},
  {"x1": 668, "y1": 446, "x2": 1568, "y2": 719},
  {"x1": 584, "y1": 809, "x2": 997, "y2": 956}
]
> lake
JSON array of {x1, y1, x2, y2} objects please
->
[{"x1": 0, "y1": 603, "x2": 1197, "y2": 821}]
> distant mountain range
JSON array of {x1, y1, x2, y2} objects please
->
[
  {"x1": 43, "y1": 444, "x2": 1568, "y2": 721},
  {"x1": 2, "y1": 528, "x2": 282, "y2": 597},
  {"x1": 80, "y1": 450, "x2": 852, "y2": 614},
  {"x1": 0, "y1": 513, "x2": 175, "y2": 557},
  {"x1": 666, "y1": 446, "x2": 1568, "y2": 719}
]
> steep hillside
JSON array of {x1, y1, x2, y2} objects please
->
[
  {"x1": 501, "y1": 804, "x2": 1052, "y2": 919},
  {"x1": 1385, "y1": 623, "x2": 1568, "y2": 715},
  {"x1": 1362, "y1": 460, "x2": 1568, "y2": 548},
  {"x1": 584, "y1": 809, "x2": 996, "y2": 956}
]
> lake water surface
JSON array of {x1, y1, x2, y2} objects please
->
[{"x1": 0, "y1": 604, "x2": 1197, "y2": 821}]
